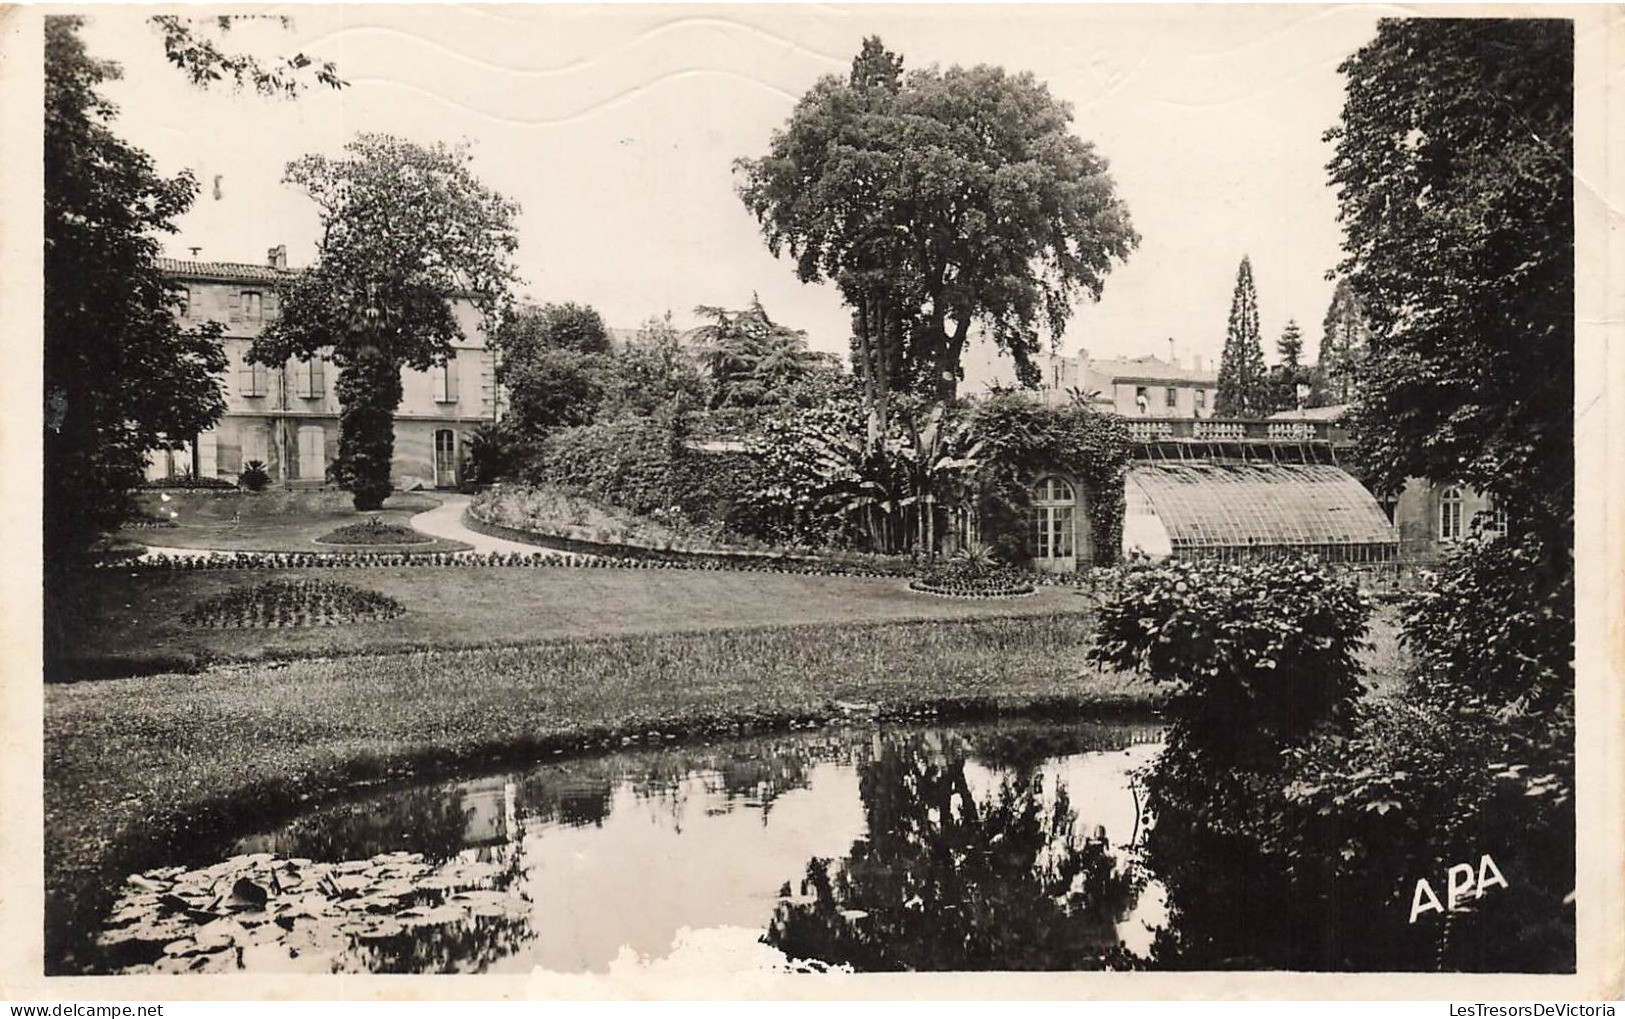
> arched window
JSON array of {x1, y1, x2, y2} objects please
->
[
  {"x1": 1439, "y1": 487, "x2": 1464, "y2": 542},
  {"x1": 1033, "y1": 476, "x2": 1076, "y2": 562}
]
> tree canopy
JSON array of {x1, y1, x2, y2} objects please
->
[
  {"x1": 1215, "y1": 256, "x2": 1268, "y2": 417},
  {"x1": 255, "y1": 133, "x2": 521, "y2": 507},
  {"x1": 43, "y1": 16, "x2": 228, "y2": 556},
  {"x1": 1327, "y1": 18, "x2": 1573, "y2": 539},
  {"x1": 149, "y1": 14, "x2": 344, "y2": 97},
  {"x1": 691, "y1": 297, "x2": 842, "y2": 411},
  {"x1": 736, "y1": 37, "x2": 1138, "y2": 435}
]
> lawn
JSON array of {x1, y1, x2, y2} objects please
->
[
  {"x1": 117, "y1": 488, "x2": 467, "y2": 553},
  {"x1": 48, "y1": 564, "x2": 1091, "y2": 679},
  {"x1": 43, "y1": 612, "x2": 1147, "y2": 973}
]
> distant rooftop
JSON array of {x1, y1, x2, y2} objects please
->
[
  {"x1": 156, "y1": 257, "x2": 296, "y2": 283},
  {"x1": 1088, "y1": 354, "x2": 1217, "y2": 385}
]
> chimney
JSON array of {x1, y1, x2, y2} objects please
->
[
  {"x1": 267, "y1": 244, "x2": 287, "y2": 269},
  {"x1": 188, "y1": 246, "x2": 202, "y2": 259}
]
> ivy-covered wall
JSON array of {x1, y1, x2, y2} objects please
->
[{"x1": 965, "y1": 395, "x2": 1132, "y2": 567}]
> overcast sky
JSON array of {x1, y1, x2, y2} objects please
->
[{"x1": 79, "y1": 6, "x2": 1384, "y2": 387}]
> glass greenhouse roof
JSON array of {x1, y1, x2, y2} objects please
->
[{"x1": 1127, "y1": 462, "x2": 1398, "y2": 554}]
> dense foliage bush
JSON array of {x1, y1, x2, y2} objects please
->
[
  {"x1": 967, "y1": 394, "x2": 1131, "y2": 566},
  {"x1": 1402, "y1": 531, "x2": 1573, "y2": 711},
  {"x1": 1088, "y1": 558, "x2": 1373, "y2": 968},
  {"x1": 181, "y1": 579, "x2": 405, "y2": 628},
  {"x1": 238, "y1": 460, "x2": 270, "y2": 493},
  {"x1": 1088, "y1": 553, "x2": 1573, "y2": 971},
  {"x1": 1090, "y1": 557, "x2": 1369, "y2": 761}
]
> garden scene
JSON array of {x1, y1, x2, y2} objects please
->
[{"x1": 40, "y1": 10, "x2": 1578, "y2": 983}]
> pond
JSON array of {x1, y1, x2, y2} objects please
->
[{"x1": 94, "y1": 718, "x2": 1168, "y2": 975}]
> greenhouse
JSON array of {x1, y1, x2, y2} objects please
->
[{"x1": 1123, "y1": 461, "x2": 1399, "y2": 562}]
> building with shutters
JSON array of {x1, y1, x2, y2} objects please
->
[{"x1": 146, "y1": 248, "x2": 499, "y2": 489}]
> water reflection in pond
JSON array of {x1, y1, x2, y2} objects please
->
[{"x1": 96, "y1": 720, "x2": 1165, "y2": 974}]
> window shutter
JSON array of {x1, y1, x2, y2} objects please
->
[
  {"x1": 264, "y1": 291, "x2": 278, "y2": 319},
  {"x1": 229, "y1": 292, "x2": 241, "y2": 323},
  {"x1": 239, "y1": 362, "x2": 257, "y2": 396},
  {"x1": 311, "y1": 357, "x2": 325, "y2": 398},
  {"x1": 446, "y1": 357, "x2": 459, "y2": 402}
]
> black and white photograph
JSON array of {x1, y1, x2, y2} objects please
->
[{"x1": 7, "y1": 2, "x2": 1621, "y2": 999}]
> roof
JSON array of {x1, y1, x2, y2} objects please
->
[
  {"x1": 1088, "y1": 355, "x2": 1217, "y2": 386},
  {"x1": 1268, "y1": 404, "x2": 1351, "y2": 422},
  {"x1": 1128, "y1": 461, "x2": 1397, "y2": 551},
  {"x1": 156, "y1": 258, "x2": 297, "y2": 284}
]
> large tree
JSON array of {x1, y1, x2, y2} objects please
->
[
  {"x1": 736, "y1": 37, "x2": 1138, "y2": 440},
  {"x1": 43, "y1": 16, "x2": 229, "y2": 557},
  {"x1": 1318, "y1": 277, "x2": 1369, "y2": 405},
  {"x1": 254, "y1": 134, "x2": 521, "y2": 509},
  {"x1": 1326, "y1": 18, "x2": 1572, "y2": 540},
  {"x1": 492, "y1": 302, "x2": 612, "y2": 436},
  {"x1": 691, "y1": 296, "x2": 838, "y2": 411},
  {"x1": 1214, "y1": 256, "x2": 1268, "y2": 417}
]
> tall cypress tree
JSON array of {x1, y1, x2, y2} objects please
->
[
  {"x1": 1318, "y1": 277, "x2": 1369, "y2": 405},
  {"x1": 1216, "y1": 256, "x2": 1267, "y2": 417}
]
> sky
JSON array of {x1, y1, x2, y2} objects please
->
[{"x1": 78, "y1": 5, "x2": 1385, "y2": 388}]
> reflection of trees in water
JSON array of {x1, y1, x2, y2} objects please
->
[
  {"x1": 966, "y1": 722, "x2": 1162, "y2": 774},
  {"x1": 512, "y1": 735, "x2": 841, "y2": 832},
  {"x1": 348, "y1": 913, "x2": 535, "y2": 974},
  {"x1": 237, "y1": 786, "x2": 478, "y2": 864},
  {"x1": 347, "y1": 842, "x2": 536, "y2": 975},
  {"x1": 765, "y1": 732, "x2": 1141, "y2": 971}
]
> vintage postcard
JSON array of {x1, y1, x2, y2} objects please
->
[{"x1": 3, "y1": 3, "x2": 1620, "y2": 1001}]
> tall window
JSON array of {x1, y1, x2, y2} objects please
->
[
  {"x1": 295, "y1": 357, "x2": 325, "y2": 399},
  {"x1": 1165, "y1": 386, "x2": 1178, "y2": 409},
  {"x1": 239, "y1": 360, "x2": 269, "y2": 397},
  {"x1": 241, "y1": 291, "x2": 263, "y2": 323},
  {"x1": 1134, "y1": 386, "x2": 1148, "y2": 415},
  {"x1": 175, "y1": 287, "x2": 190, "y2": 319},
  {"x1": 1032, "y1": 476, "x2": 1076, "y2": 561},
  {"x1": 1194, "y1": 389, "x2": 1206, "y2": 413},
  {"x1": 1481, "y1": 494, "x2": 1508, "y2": 536},
  {"x1": 1439, "y1": 487, "x2": 1464, "y2": 542},
  {"x1": 435, "y1": 359, "x2": 459, "y2": 403}
]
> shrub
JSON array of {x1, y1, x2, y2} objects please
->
[
  {"x1": 1402, "y1": 531, "x2": 1573, "y2": 711},
  {"x1": 1088, "y1": 557, "x2": 1369, "y2": 759},
  {"x1": 181, "y1": 579, "x2": 405, "y2": 628},
  {"x1": 1087, "y1": 557, "x2": 1372, "y2": 969},
  {"x1": 909, "y1": 544, "x2": 1034, "y2": 598},
  {"x1": 317, "y1": 517, "x2": 430, "y2": 546},
  {"x1": 238, "y1": 461, "x2": 271, "y2": 493}
]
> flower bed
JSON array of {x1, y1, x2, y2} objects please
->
[
  {"x1": 910, "y1": 555, "x2": 1037, "y2": 599},
  {"x1": 464, "y1": 501, "x2": 918, "y2": 578},
  {"x1": 907, "y1": 578, "x2": 1036, "y2": 599},
  {"x1": 182, "y1": 579, "x2": 406, "y2": 628},
  {"x1": 315, "y1": 518, "x2": 433, "y2": 546},
  {"x1": 141, "y1": 474, "x2": 237, "y2": 491}
]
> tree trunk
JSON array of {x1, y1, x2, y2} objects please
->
[{"x1": 334, "y1": 347, "x2": 404, "y2": 511}]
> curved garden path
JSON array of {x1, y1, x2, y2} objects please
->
[{"x1": 405, "y1": 492, "x2": 571, "y2": 555}]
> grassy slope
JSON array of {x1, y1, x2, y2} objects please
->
[
  {"x1": 43, "y1": 612, "x2": 1142, "y2": 972},
  {"x1": 53, "y1": 566, "x2": 1089, "y2": 676}
]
